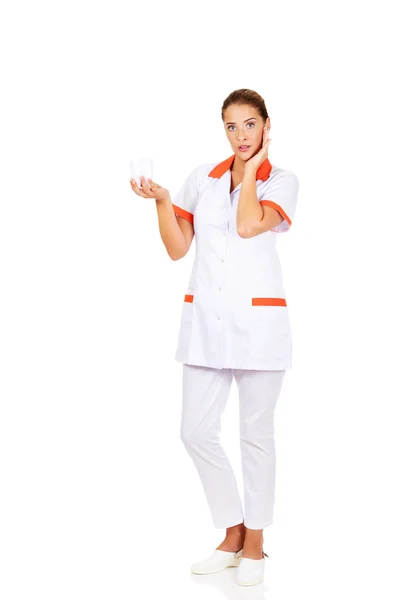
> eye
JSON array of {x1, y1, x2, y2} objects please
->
[{"x1": 227, "y1": 122, "x2": 256, "y2": 131}]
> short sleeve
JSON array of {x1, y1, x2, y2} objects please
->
[
  {"x1": 171, "y1": 164, "x2": 206, "y2": 225},
  {"x1": 259, "y1": 171, "x2": 299, "y2": 233}
]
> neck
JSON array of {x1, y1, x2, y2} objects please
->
[{"x1": 231, "y1": 155, "x2": 246, "y2": 172}]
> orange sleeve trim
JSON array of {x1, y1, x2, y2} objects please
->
[
  {"x1": 184, "y1": 294, "x2": 194, "y2": 303},
  {"x1": 172, "y1": 204, "x2": 194, "y2": 224},
  {"x1": 259, "y1": 200, "x2": 292, "y2": 226},
  {"x1": 252, "y1": 297, "x2": 287, "y2": 306}
]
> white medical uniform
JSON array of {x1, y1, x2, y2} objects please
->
[
  {"x1": 173, "y1": 154, "x2": 299, "y2": 531},
  {"x1": 172, "y1": 155, "x2": 299, "y2": 371}
]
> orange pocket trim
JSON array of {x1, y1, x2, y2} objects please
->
[
  {"x1": 184, "y1": 294, "x2": 194, "y2": 303},
  {"x1": 172, "y1": 204, "x2": 194, "y2": 224},
  {"x1": 252, "y1": 297, "x2": 287, "y2": 306}
]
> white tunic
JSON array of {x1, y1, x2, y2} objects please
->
[{"x1": 172, "y1": 155, "x2": 299, "y2": 371}]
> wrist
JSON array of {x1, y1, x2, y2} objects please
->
[
  {"x1": 244, "y1": 162, "x2": 258, "y2": 177},
  {"x1": 155, "y1": 193, "x2": 171, "y2": 205}
]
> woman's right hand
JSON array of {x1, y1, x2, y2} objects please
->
[{"x1": 130, "y1": 176, "x2": 170, "y2": 203}]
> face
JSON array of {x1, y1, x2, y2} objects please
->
[{"x1": 223, "y1": 103, "x2": 270, "y2": 161}]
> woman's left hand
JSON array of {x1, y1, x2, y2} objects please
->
[{"x1": 245, "y1": 125, "x2": 271, "y2": 171}]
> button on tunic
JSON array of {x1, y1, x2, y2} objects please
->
[{"x1": 172, "y1": 155, "x2": 299, "y2": 370}]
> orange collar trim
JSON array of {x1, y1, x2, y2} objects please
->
[{"x1": 208, "y1": 155, "x2": 272, "y2": 181}]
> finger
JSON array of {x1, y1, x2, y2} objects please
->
[
  {"x1": 130, "y1": 178, "x2": 140, "y2": 189},
  {"x1": 148, "y1": 178, "x2": 159, "y2": 188},
  {"x1": 140, "y1": 176, "x2": 152, "y2": 192},
  {"x1": 130, "y1": 179, "x2": 147, "y2": 197},
  {"x1": 140, "y1": 177, "x2": 156, "y2": 198},
  {"x1": 142, "y1": 177, "x2": 157, "y2": 194}
]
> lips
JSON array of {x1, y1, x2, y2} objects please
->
[{"x1": 238, "y1": 145, "x2": 250, "y2": 151}]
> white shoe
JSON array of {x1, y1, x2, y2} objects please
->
[
  {"x1": 236, "y1": 550, "x2": 268, "y2": 586},
  {"x1": 191, "y1": 548, "x2": 243, "y2": 574}
]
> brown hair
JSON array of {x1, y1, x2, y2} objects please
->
[{"x1": 221, "y1": 89, "x2": 269, "y2": 122}]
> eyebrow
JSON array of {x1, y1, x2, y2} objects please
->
[{"x1": 225, "y1": 117, "x2": 257, "y2": 125}]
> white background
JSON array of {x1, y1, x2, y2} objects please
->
[{"x1": 1, "y1": 0, "x2": 400, "y2": 598}]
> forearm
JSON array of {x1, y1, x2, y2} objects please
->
[
  {"x1": 236, "y1": 166, "x2": 264, "y2": 236},
  {"x1": 154, "y1": 195, "x2": 188, "y2": 260}
]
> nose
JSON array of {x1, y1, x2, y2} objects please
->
[{"x1": 236, "y1": 129, "x2": 248, "y2": 140}]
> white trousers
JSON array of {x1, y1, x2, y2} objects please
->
[{"x1": 180, "y1": 364, "x2": 286, "y2": 530}]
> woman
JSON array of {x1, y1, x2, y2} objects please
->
[{"x1": 130, "y1": 88, "x2": 299, "y2": 587}]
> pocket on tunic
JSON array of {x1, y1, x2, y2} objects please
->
[
  {"x1": 250, "y1": 301, "x2": 291, "y2": 363},
  {"x1": 176, "y1": 293, "x2": 195, "y2": 358},
  {"x1": 181, "y1": 294, "x2": 194, "y2": 322},
  {"x1": 183, "y1": 293, "x2": 194, "y2": 306}
]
